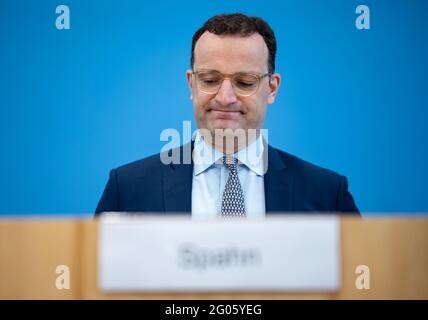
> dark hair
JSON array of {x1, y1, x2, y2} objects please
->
[{"x1": 191, "y1": 13, "x2": 277, "y2": 74}]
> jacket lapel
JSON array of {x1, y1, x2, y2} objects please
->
[
  {"x1": 162, "y1": 143, "x2": 193, "y2": 214},
  {"x1": 264, "y1": 145, "x2": 293, "y2": 213},
  {"x1": 161, "y1": 143, "x2": 293, "y2": 214}
]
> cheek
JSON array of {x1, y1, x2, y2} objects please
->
[
  {"x1": 242, "y1": 97, "x2": 264, "y2": 116},
  {"x1": 242, "y1": 98, "x2": 268, "y2": 127},
  {"x1": 193, "y1": 94, "x2": 211, "y2": 117}
]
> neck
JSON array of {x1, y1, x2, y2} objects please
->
[{"x1": 198, "y1": 128, "x2": 261, "y2": 154}]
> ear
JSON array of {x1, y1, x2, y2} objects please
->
[
  {"x1": 186, "y1": 69, "x2": 194, "y2": 91},
  {"x1": 267, "y1": 73, "x2": 281, "y2": 104},
  {"x1": 186, "y1": 70, "x2": 195, "y2": 100}
]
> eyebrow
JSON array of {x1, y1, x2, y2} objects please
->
[{"x1": 195, "y1": 68, "x2": 263, "y2": 74}]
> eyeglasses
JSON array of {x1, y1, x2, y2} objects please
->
[{"x1": 192, "y1": 70, "x2": 271, "y2": 97}]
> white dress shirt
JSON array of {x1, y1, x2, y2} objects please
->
[{"x1": 191, "y1": 131, "x2": 266, "y2": 220}]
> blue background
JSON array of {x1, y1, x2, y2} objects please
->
[{"x1": 1, "y1": 0, "x2": 427, "y2": 217}]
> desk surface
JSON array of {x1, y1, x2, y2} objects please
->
[{"x1": 0, "y1": 217, "x2": 427, "y2": 299}]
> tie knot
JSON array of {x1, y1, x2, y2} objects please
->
[{"x1": 223, "y1": 155, "x2": 238, "y2": 174}]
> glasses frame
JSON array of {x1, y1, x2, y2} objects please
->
[{"x1": 192, "y1": 70, "x2": 271, "y2": 97}]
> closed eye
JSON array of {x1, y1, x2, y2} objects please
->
[
  {"x1": 236, "y1": 80, "x2": 256, "y2": 87},
  {"x1": 202, "y1": 79, "x2": 221, "y2": 85}
]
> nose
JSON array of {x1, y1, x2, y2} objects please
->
[{"x1": 214, "y1": 79, "x2": 238, "y2": 106}]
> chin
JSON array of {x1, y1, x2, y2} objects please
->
[{"x1": 209, "y1": 120, "x2": 242, "y2": 132}]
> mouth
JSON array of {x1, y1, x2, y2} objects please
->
[
  {"x1": 208, "y1": 106, "x2": 243, "y2": 114},
  {"x1": 209, "y1": 109, "x2": 242, "y2": 120},
  {"x1": 210, "y1": 109, "x2": 242, "y2": 113}
]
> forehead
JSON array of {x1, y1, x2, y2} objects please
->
[{"x1": 193, "y1": 31, "x2": 269, "y2": 74}]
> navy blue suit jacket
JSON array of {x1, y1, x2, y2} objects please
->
[{"x1": 95, "y1": 144, "x2": 359, "y2": 215}]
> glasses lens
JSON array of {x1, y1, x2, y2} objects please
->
[
  {"x1": 195, "y1": 71, "x2": 262, "y2": 96},
  {"x1": 232, "y1": 73, "x2": 259, "y2": 95},
  {"x1": 196, "y1": 72, "x2": 222, "y2": 93}
]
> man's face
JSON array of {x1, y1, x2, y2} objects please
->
[{"x1": 186, "y1": 32, "x2": 281, "y2": 135}]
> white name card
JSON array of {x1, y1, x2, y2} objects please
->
[{"x1": 98, "y1": 215, "x2": 340, "y2": 292}]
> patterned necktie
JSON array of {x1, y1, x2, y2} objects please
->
[{"x1": 221, "y1": 155, "x2": 246, "y2": 217}]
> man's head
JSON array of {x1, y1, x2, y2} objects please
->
[{"x1": 186, "y1": 13, "x2": 281, "y2": 144}]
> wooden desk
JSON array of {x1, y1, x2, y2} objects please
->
[{"x1": 0, "y1": 217, "x2": 427, "y2": 299}]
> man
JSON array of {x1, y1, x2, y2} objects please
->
[{"x1": 95, "y1": 13, "x2": 359, "y2": 217}]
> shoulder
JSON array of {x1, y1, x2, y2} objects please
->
[
  {"x1": 271, "y1": 146, "x2": 344, "y2": 184},
  {"x1": 270, "y1": 146, "x2": 359, "y2": 213}
]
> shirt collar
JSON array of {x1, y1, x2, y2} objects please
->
[{"x1": 193, "y1": 130, "x2": 266, "y2": 177}]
